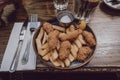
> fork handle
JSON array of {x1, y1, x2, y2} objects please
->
[{"x1": 21, "y1": 38, "x2": 31, "y2": 65}]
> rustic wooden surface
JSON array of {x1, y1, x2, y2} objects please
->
[{"x1": 0, "y1": 0, "x2": 120, "y2": 72}]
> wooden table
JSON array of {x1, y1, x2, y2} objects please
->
[{"x1": 0, "y1": 0, "x2": 120, "y2": 72}]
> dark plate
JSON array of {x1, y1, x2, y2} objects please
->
[{"x1": 33, "y1": 18, "x2": 97, "y2": 70}]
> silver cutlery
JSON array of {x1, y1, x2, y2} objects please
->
[
  {"x1": 21, "y1": 14, "x2": 38, "y2": 65},
  {"x1": 9, "y1": 26, "x2": 26, "y2": 73}
]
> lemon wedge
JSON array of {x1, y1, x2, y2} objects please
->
[{"x1": 78, "y1": 20, "x2": 86, "y2": 30}]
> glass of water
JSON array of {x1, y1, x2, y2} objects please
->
[{"x1": 53, "y1": 0, "x2": 69, "y2": 10}]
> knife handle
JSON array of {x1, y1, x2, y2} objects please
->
[{"x1": 9, "y1": 41, "x2": 22, "y2": 73}]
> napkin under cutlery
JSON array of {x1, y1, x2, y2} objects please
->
[{"x1": 0, "y1": 22, "x2": 40, "y2": 71}]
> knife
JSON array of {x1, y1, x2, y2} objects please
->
[{"x1": 9, "y1": 26, "x2": 26, "y2": 73}]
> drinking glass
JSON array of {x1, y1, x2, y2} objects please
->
[
  {"x1": 53, "y1": 0, "x2": 69, "y2": 10},
  {"x1": 74, "y1": 0, "x2": 100, "y2": 22}
]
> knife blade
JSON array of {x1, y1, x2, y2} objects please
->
[{"x1": 9, "y1": 26, "x2": 26, "y2": 73}]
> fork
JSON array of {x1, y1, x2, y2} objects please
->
[{"x1": 21, "y1": 14, "x2": 38, "y2": 65}]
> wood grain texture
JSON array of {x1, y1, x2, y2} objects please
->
[
  {"x1": 87, "y1": 6, "x2": 120, "y2": 67},
  {"x1": 0, "y1": 0, "x2": 120, "y2": 72},
  {"x1": 22, "y1": 0, "x2": 74, "y2": 20}
]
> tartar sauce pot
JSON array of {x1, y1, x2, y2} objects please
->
[{"x1": 56, "y1": 10, "x2": 75, "y2": 28}]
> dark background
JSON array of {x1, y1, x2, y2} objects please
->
[{"x1": 0, "y1": 72, "x2": 120, "y2": 80}]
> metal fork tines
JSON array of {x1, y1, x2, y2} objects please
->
[{"x1": 21, "y1": 14, "x2": 38, "y2": 65}]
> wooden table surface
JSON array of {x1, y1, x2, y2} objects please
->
[{"x1": 0, "y1": 0, "x2": 120, "y2": 72}]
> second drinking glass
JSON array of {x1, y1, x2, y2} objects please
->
[{"x1": 53, "y1": 0, "x2": 69, "y2": 10}]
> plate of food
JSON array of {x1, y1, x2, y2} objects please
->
[
  {"x1": 103, "y1": 0, "x2": 120, "y2": 10},
  {"x1": 33, "y1": 18, "x2": 97, "y2": 69}
]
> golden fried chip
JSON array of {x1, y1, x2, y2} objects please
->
[
  {"x1": 42, "y1": 52, "x2": 50, "y2": 61},
  {"x1": 74, "y1": 39, "x2": 82, "y2": 48},
  {"x1": 72, "y1": 44, "x2": 79, "y2": 53},
  {"x1": 64, "y1": 58, "x2": 70, "y2": 67},
  {"x1": 50, "y1": 57, "x2": 61, "y2": 67},
  {"x1": 42, "y1": 32, "x2": 48, "y2": 44},
  {"x1": 57, "y1": 59, "x2": 65, "y2": 68},
  {"x1": 70, "y1": 45, "x2": 77, "y2": 59},
  {"x1": 78, "y1": 34, "x2": 86, "y2": 45},
  {"x1": 36, "y1": 38, "x2": 41, "y2": 51},
  {"x1": 37, "y1": 27, "x2": 44, "y2": 40},
  {"x1": 66, "y1": 28, "x2": 71, "y2": 34},
  {"x1": 50, "y1": 49, "x2": 58, "y2": 61},
  {"x1": 69, "y1": 25, "x2": 75, "y2": 31},
  {"x1": 68, "y1": 54, "x2": 75, "y2": 62},
  {"x1": 52, "y1": 25, "x2": 65, "y2": 32},
  {"x1": 41, "y1": 42, "x2": 48, "y2": 49},
  {"x1": 38, "y1": 48, "x2": 49, "y2": 57}
]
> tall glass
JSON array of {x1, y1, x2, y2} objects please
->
[
  {"x1": 74, "y1": 0, "x2": 100, "y2": 22},
  {"x1": 53, "y1": 0, "x2": 69, "y2": 10}
]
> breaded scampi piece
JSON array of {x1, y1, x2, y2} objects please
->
[
  {"x1": 43, "y1": 22, "x2": 54, "y2": 33},
  {"x1": 59, "y1": 33, "x2": 68, "y2": 41},
  {"x1": 59, "y1": 29, "x2": 82, "y2": 41},
  {"x1": 48, "y1": 30, "x2": 60, "y2": 50},
  {"x1": 59, "y1": 41, "x2": 71, "y2": 60},
  {"x1": 82, "y1": 31, "x2": 96, "y2": 46},
  {"x1": 77, "y1": 46, "x2": 92, "y2": 61}
]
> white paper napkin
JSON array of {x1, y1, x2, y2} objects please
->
[
  {"x1": 0, "y1": 22, "x2": 40, "y2": 72},
  {"x1": 17, "y1": 22, "x2": 40, "y2": 70}
]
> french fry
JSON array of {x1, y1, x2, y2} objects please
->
[
  {"x1": 70, "y1": 45, "x2": 77, "y2": 59},
  {"x1": 38, "y1": 48, "x2": 49, "y2": 56},
  {"x1": 72, "y1": 44, "x2": 78, "y2": 53},
  {"x1": 64, "y1": 58, "x2": 70, "y2": 67},
  {"x1": 57, "y1": 59, "x2": 65, "y2": 67},
  {"x1": 66, "y1": 28, "x2": 71, "y2": 34},
  {"x1": 36, "y1": 38, "x2": 42, "y2": 51},
  {"x1": 68, "y1": 54, "x2": 75, "y2": 62},
  {"x1": 74, "y1": 39, "x2": 82, "y2": 48},
  {"x1": 50, "y1": 57, "x2": 61, "y2": 67},
  {"x1": 42, "y1": 52, "x2": 50, "y2": 61},
  {"x1": 78, "y1": 34, "x2": 86, "y2": 45},
  {"x1": 37, "y1": 27, "x2": 44, "y2": 40},
  {"x1": 51, "y1": 49, "x2": 58, "y2": 61},
  {"x1": 42, "y1": 32, "x2": 48, "y2": 44},
  {"x1": 41, "y1": 42, "x2": 48, "y2": 50},
  {"x1": 69, "y1": 25, "x2": 75, "y2": 31},
  {"x1": 52, "y1": 25, "x2": 65, "y2": 32}
]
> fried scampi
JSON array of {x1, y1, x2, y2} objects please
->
[
  {"x1": 77, "y1": 46, "x2": 92, "y2": 61},
  {"x1": 82, "y1": 31, "x2": 96, "y2": 46},
  {"x1": 59, "y1": 29, "x2": 82, "y2": 41},
  {"x1": 59, "y1": 41, "x2": 71, "y2": 60},
  {"x1": 48, "y1": 30, "x2": 60, "y2": 50},
  {"x1": 43, "y1": 22, "x2": 54, "y2": 33}
]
